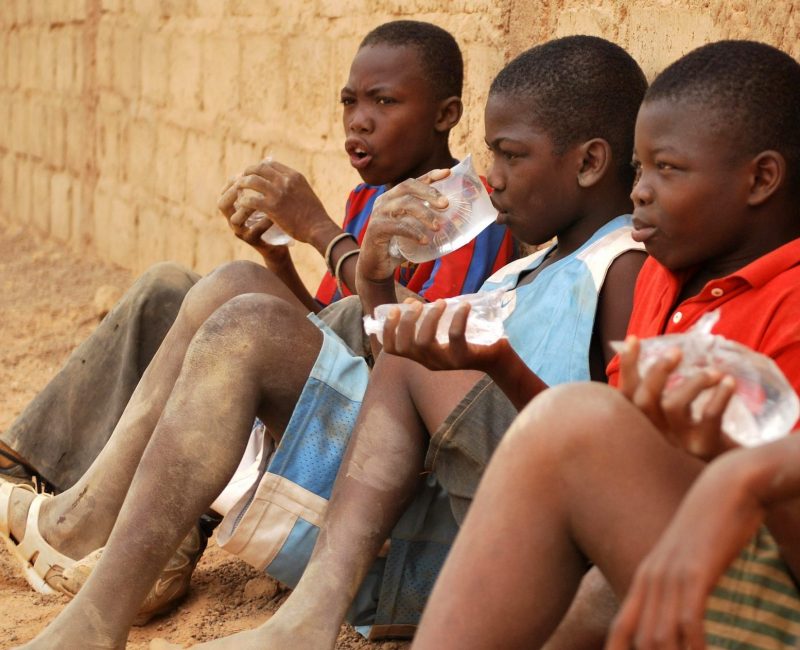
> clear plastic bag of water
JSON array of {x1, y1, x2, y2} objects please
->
[
  {"x1": 611, "y1": 311, "x2": 799, "y2": 447},
  {"x1": 243, "y1": 211, "x2": 294, "y2": 246},
  {"x1": 363, "y1": 288, "x2": 507, "y2": 346},
  {"x1": 388, "y1": 155, "x2": 497, "y2": 263}
]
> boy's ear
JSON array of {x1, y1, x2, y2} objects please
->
[
  {"x1": 576, "y1": 138, "x2": 612, "y2": 188},
  {"x1": 434, "y1": 96, "x2": 463, "y2": 133},
  {"x1": 746, "y1": 150, "x2": 785, "y2": 207}
]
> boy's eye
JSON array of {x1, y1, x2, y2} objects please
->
[
  {"x1": 656, "y1": 161, "x2": 676, "y2": 171},
  {"x1": 630, "y1": 160, "x2": 642, "y2": 184},
  {"x1": 340, "y1": 96, "x2": 355, "y2": 106},
  {"x1": 376, "y1": 97, "x2": 396, "y2": 105}
]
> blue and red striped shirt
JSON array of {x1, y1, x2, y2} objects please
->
[{"x1": 315, "y1": 182, "x2": 516, "y2": 307}]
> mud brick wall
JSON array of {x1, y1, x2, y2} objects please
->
[{"x1": 1, "y1": 1, "x2": 797, "y2": 285}]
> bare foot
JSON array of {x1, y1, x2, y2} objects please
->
[
  {"x1": 151, "y1": 611, "x2": 338, "y2": 649},
  {"x1": 13, "y1": 599, "x2": 126, "y2": 649}
]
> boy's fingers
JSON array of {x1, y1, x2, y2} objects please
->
[
  {"x1": 617, "y1": 336, "x2": 641, "y2": 398},
  {"x1": 448, "y1": 302, "x2": 470, "y2": 342},
  {"x1": 417, "y1": 168, "x2": 451, "y2": 186},
  {"x1": 218, "y1": 183, "x2": 240, "y2": 214},
  {"x1": 416, "y1": 301, "x2": 444, "y2": 346},
  {"x1": 660, "y1": 370, "x2": 722, "y2": 425},
  {"x1": 229, "y1": 207, "x2": 251, "y2": 228},
  {"x1": 394, "y1": 305, "x2": 423, "y2": 352},
  {"x1": 381, "y1": 307, "x2": 402, "y2": 353},
  {"x1": 237, "y1": 174, "x2": 273, "y2": 197},
  {"x1": 607, "y1": 591, "x2": 643, "y2": 650}
]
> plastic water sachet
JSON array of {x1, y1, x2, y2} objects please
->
[
  {"x1": 388, "y1": 155, "x2": 498, "y2": 263},
  {"x1": 611, "y1": 311, "x2": 799, "y2": 447},
  {"x1": 363, "y1": 288, "x2": 507, "y2": 346}
]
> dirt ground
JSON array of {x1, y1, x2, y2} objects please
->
[{"x1": 0, "y1": 219, "x2": 408, "y2": 649}]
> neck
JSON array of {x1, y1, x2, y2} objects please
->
[
  {"x1": 552, "y1": 185, "x2": 633, "y2": 260},
  {"x1": 385, "y1": 142, "x2": 455, "y2": 190}
]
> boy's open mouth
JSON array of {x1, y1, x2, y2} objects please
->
[{"x1": 346, "y1": 140, "x2": 373, "y2": 170}]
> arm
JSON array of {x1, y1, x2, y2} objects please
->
[{"x1": 608, "y1": 435, "x2": 800, "y2": 650}]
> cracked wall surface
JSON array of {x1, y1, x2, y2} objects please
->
[{"x1": 1, "y1": 1, "x2": 797, "y2": 283}]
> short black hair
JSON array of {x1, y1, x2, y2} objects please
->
[
  {"x1": 646, "y1": 40, "x2": 800, "y2": 191},
  {"x1": 359, "y1": 20, "x2": 463, "y2": 100},
  {"x1": 490, "y1": 35, "x2": 647, "y2": 186}
]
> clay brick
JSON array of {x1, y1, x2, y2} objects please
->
[
  {"x1": 50, "y1": 171, "x2": 73, "y2": 241},
  {"x1": 239, "y1": 36, "x2": 285, "y2": 122},
  {"x1": 96, "y1": 20, "x2": 113, "y2": 88},
  {"x1": 284, "y1": 38, "x2": 334, "y2": 144},
  {"x1": 202, "y1": 35, "x2": 239, "y2": 117},
  {"x1": 163, "y1": 205, "x2": 197, "y2": 268},
  {"x1": 112, "y1": 25, "x2": 140, "y2": 99},
  {"x1": 95, "y1": 112, "x2": 123, "y2": 182},
  {"x1": 20, "y1": 31, "x2": 37, "y2": 91},
  {"x1": 108, "y1": 194, "x2": 137, "y2": 266},
  {"x1": 141, "y1": 31, "x2": 168, "y2": 104},
  {"x1": 0, "y1": 154, "x2": 15, "y2": 216},
  {"x1": 169, "y1": 35, "x2": 202, "y2": 111},
  {"x1": 193, "y1": 0, "x2": 225, "y2": 17},
  {"x1": 154, "y1": 123, "x2": 186, "y2": 203},
  {"x1": 136, "y1": 206, "x2": 169, "y2": 270},
  {"x1": 6, "y1": 30, "x2": 19, "y2": 89},
  {"x1": 14, "y1": 157, "x2": 32, "y2": 226},
  {"x1": 126, "y1": 119, "x2": 156, "y2": 191},
  {"x1": 31, "y1": 164, "x2": 51, "y2": 233},
  {"x1": 65, "y1": 105, "x2": 89, "y2": 174},
  {"x1": 0, "y1": 94, "x2": 9, "y2": 150},
  {"x1": 223, "y1": 138, "x2": 259, "y2": 181},
  {"x1": 185, "y1": 131, "x2": 223, "y2": 214},
  {"x1": 130, "y1": 0, "x2": 160, "y2": 17},
  {"x1": 47, "y1": 104, "x2": 67, "y2": 169},
  {"x1": 101, "y1": 0, "x2": 123, "y2": 12},
  {"x1": 70, "y1": 178, "x2": 90, "y2": 248}
]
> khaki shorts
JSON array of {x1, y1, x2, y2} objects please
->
[{"x1": 425, "y1": 375, "x2": 518, "y2": 524}]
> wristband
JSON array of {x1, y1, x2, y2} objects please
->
[
  {"x1": 335, "y1": 248, "x2": 361, "y2": 295},
  {"x1": 324, "y1": 232, "x2": 358, "y2": 277}
]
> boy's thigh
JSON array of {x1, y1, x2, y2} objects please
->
[{"x1": 425, "y1": 376, "x2": 518, "y2": 524}]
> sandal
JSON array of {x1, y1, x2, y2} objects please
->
[
  {"x1": 0, "y1": 478, "x2": 75, "y2": 595},
  {"x1": 61, "y1": 523, "x2": 208, "y2": 626}
]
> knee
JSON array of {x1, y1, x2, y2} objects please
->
[
  {"x1": 182, "y1": 261, "x2": 275, "y2": 327},
  {"x1": 503, "y1": 382, "x2": 635, "y2": 465},
  {"x1": 191, "y1": 292, "x2": 312, "y2": 359}
]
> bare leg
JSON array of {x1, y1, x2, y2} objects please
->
[
  {"x1": 6, "y1": 262, "x2": 304, "y2": 565},
  {"x1": 413, "y1": 382, "x2": 704, "y2": 650},
  {"x1": 17, "y1": 290, "x2": 326, "y2": 649},
  {"x1": 183, "y1": 354, "x2": 485, "y2": 649}
]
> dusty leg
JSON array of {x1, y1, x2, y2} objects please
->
[
  {"x1": 413, "y1": 382, "x2": 704, "y2": 650},
  {"x1": 6, "y1": 262, "x2": 303, "y2": 565},
  {"x1": 16, "y1": 292, "x2": 324, "y2": 649},
  {"x1": 185, "y1": 355, "x2": 485, "y2": 650}
]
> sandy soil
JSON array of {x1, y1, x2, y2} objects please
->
[{"x1": 0, "y1": 219, "x2": 407, "y2": 649}]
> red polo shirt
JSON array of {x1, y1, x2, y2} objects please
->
[{"x1": 607, "y1": 237, "x2": 800, "y2": 395}]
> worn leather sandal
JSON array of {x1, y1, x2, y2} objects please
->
[{"x1": 61, "y1": 523, "x2": 209, "y2": 625}]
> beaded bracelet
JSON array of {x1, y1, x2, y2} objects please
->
[
  {"x1": 324, "y1": 232, "x2": 358, "y2": 277},
  {"x1": 334, "y1": 248, "x2": 361, "y2": 295}
]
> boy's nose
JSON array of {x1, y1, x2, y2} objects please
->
[
  {"x1": 486, "y1": 163, "x2": 505, "y2": 192},
  {"x1": 630, "y1": 177, "x2": 652, "y2": 207},
  {"x1": 347, "y1": 107, "x2": 373, "y2": 134}
]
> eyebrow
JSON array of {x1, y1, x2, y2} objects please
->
[
  {"x1": 340, "y1": 84, "x2": 396, "y2": 96},
  {"x1": 485, "y1": 137, "x2": 520, "y2": 148}
]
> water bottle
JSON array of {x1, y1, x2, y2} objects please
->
[{"x1": 388, "y1": 155, "x2": 497, "y2": 263}]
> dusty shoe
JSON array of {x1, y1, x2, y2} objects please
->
[{"x1": 61, "y1": 524, "x2": 208, "y2": 626}]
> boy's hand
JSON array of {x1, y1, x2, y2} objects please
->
[
  {"x1": 381, "y1": 300, "x2": 510, "y2": 373},
  {"x1": 618, "y1": 337, "x2": 737, "y2": 460},
  {"x1": 217, "y1": 176, "x2": 292, "y2": 264},
  {"x1": 606, "y1": 451, "x2": 765, "y2": 650},
  {"x1": 357, "y1": 170, "x2": 450, "y2": 286},
  {"x1": 235, "y1": 160, "x2": 337, "y2": 246}
]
